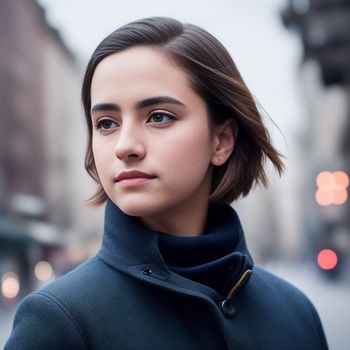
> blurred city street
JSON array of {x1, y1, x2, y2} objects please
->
[{"x1": 1, "y1": 263, "x2": 349, "y2": 349}]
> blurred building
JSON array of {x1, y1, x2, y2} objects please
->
[
  {"x1": 0, "y1": 0, "x2": 102, "y2": 308},
  {"x1": 281, "y1": 0, "x2": 350, "y2": 280}
]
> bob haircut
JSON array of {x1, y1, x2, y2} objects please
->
[{"x1": 81, "y1": 16, "x2": 284, "y2": 206}]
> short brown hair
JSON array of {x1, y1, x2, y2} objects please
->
[{"x1": 81, "y1": 16, "x2": 284, "y2": 206}]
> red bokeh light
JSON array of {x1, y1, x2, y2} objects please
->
[{"x1": 317, "y1": 249, "x2": 338, "y2": 270}]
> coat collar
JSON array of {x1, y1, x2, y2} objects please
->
[
  {"x1": 98, "y1": 200, "x2": 169, "y2": 269},
  {"x1": 97, "y1": 200, "x2": 254, "y2": 299}
]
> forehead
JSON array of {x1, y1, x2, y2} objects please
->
[{"x1": 90, "y1": 46, "x2": 198, "y2": 105}]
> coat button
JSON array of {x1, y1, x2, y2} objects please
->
[
  {"x1": 142, "y1": 268, "x2": 153, "y2": 275},
  {"x1": 221, "y1": 299, "x2": 236, "y2": 318}
]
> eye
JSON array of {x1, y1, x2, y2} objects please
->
[
  {"x1": 148, "y1": 111, "x2": 175, "y2": 124},
  {"x1": 95, "y1": 119, "x2": 118, "y2": 130}
]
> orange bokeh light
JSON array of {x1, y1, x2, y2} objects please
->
[
  {"x1": 316, "y1": 171, "x2": 334, "y2": 190},
  {"x1": 315, "y1": 189, "x2": 333, "y2": 206},
  {"x1": 333, "y1": 189, "x2": 348, "y2": 205},
  {"x1": 333, "y1": 171, "x2": 349, "y2": 189},
  {"x1": 317, "y1": 249, "x2": 338, "y2": 270},
  {"x1": 315, "y1": 171, "x2": 349, "y2": 206},
  {"x1": 34, "y1": 261, "x2": 53, "y2": 281},
  {"x1": 1, "y1": 272, "x2": 20, "y2": 299}
]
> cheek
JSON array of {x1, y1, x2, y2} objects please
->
[
  {"x1": 157, "y1": 127, "x2": 213, "y2": 178},
  {"x1": 92, "y1": 140, "x2": 111, "y2": 179}
]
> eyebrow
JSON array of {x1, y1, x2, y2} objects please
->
[{"x1": 90, "y1": 96, "x2": 186, "y2": 113}]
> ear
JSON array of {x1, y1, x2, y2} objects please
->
[{"x1": 211, "y1": 119, "x2": 237, "y2": 166}]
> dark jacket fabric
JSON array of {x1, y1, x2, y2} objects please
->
[
  {"x1": 157, "y1": 202, "x2": 254, "y2": 297},
  {"x1": 5, "y1": 200, "x2": 328, "y2": 350}
]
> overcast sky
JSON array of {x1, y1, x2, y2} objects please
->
[{"x1": 37, "y1": 0, "x2": 304, "y2": 155}]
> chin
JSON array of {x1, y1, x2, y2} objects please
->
[{"x1": 113, "y1": 197, "x2": 162, "y2": 218}]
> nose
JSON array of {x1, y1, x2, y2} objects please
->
[{"x1": 114, "y1": 123, "x2": 146, "y2": 161}]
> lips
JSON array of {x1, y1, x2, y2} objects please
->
[{"x1": 115, "y1": 170, "x2": 156, "y2": 182}]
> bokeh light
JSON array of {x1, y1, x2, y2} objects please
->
[
  {"x1": 316, "y1": 171, "x2": 335, "y2": 190},
  {"x1": 333, "y1": 171, "x2": 349, "y2": 189},
  {"x1": 317, "y1": 249, "x2": 338, "y2": 270},
  {"x1": 315, "y1": 171, "x2": 349, "y2": 206},
  {"x1": 333, "y1": 189, "x2": 348, "y2": 205},
  {"x1": 1, "y1": 272, "x2": 20, "y2": 299},
  {"x1": 315, "y1": 189, "x2": 333, "y2": 206},
  {"x1": 34, "y1": 261, "x2": 53, "y2": 281}
]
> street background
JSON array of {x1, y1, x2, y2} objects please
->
[{"x1": 1, "y1": 0, "x2": 350, "y2": 349}]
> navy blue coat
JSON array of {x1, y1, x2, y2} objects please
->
[{"x1": 5, "y1": 201, "x2": 328, "y2": 349}]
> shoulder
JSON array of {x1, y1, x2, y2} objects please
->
[
  {"x1": 4, "y1": 285, "x2": 87, "y2": 349},
  {"x1": 252, "y1": 265, "x2": 309, "y2": 297},
  {"x1": 240, "y1": 265, "x2": 328, "y2": 349},
  {"x1": 4, "y1": 255, "x2": 121, "y2": 349},
  {"x1": 248, "y1": 265, "x2": 318, "y2": 313},
  {"x1": 40, "y1": 255, "x2": 112, "y2": 298},
  {"x1": 32, "y1": 254, "x2": 130, "y2": 316}
]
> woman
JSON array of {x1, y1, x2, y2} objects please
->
[{"x1": 5, "y1": 17, "x2": 328, "y2": 349}]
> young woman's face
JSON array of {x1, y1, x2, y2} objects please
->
[{"x1": 90, "y1": 46, "x2": 218, "y2": 221}]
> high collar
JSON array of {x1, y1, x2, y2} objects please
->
[
  {"x1": 98, "y1": 200, "x2": 254, "y2": 299},
  {"x1": 98, "y1": 200, "x2": 169, "y2": 269},
  {"x1": 157, "y1": 203, "x2": 254, "y2": 295}
]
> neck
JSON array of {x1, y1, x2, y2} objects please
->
[{"x1": 140, "y1": 199, "x2": 209, "y2": 237}]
